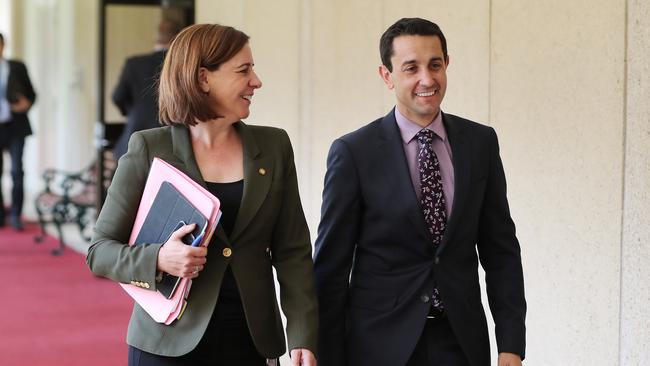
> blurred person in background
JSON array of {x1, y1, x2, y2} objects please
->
[
  {"x1": 0, "y1": 32, "x2": 36, "y2": 231},
  {"x1": 112, "y1": 18, "x2": 181, "y2": 161}
]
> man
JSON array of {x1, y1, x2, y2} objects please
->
[
  {"x1": 314, "y1": 18, "x2": 526, "y2": 366},
  {"x1": 0, "y1": 33, "x2": 36, "y2": 231},
  {"x1": 112, "y1": 18, "x2": 181, "y2": 160}
]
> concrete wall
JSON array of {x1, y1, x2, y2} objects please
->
[
  {"x1": 5, "y1": 0, "x2": 648, "y2": 364},
  {"x1": 621, "y1": 0, "x2": 650, "y2": 364},
  {"x1": 491, "y1": 0, "x2": 626, "y2": 364},
  {"x1": 196, "y1": 1, "x2": 648, "y2": 365}
]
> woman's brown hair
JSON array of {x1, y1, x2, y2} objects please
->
[{"x1": 158, "y1": 24, "x2": 250, "y2": 126}]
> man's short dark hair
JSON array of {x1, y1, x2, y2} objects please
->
[
  {"x1": 380, "y1": 17, "x2": 448, "y2": 72},
  {"x1": 0, "y1": 33, "x2": 4, "y2": 45}
]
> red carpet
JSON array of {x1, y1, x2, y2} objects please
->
[{"x1": 0, "y1": 223, "x2": 133, "y2": 366}]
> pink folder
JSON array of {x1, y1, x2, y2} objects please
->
[{"x1": 120, "y1": 157, "x2": 221, "y2": 325}]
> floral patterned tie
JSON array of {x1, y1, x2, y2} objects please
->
[{"x1": 417, "y1": 129, "x2": 446, "y2": 312}]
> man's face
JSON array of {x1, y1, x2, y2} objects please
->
[{"x1": 379, "y1": 35, "x2": 449, "y2": 127}]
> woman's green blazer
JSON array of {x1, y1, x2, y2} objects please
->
[{"x1": 86, "y1": 122, "x2": 318, "y2": 358}]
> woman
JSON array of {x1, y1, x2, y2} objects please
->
[{"x1": 86, "y1": 24, "x2": 318, "y2": 366}]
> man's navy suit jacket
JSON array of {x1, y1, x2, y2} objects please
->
[
  {"x1": 112, "y1": 50, "x2": 165, "y2": 159},
  {"x1": 314, "y1": 110, "x2": 526, "y2": 366}
]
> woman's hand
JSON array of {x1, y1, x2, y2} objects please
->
[
  {"x1": 290, "y1": 348, "x2": 316, "y2": 366},
  {"x1": 156, "y1": 223, "x2": 208, "y2": 279}
]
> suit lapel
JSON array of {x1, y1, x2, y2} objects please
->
[
  {"x1": 6, "y1": 62, "x2": 16, "y2": 97},
  {"x1": 171, "y1": 123, "x2": 273, "y2": 244},
  {"x1": 229, "y1": 122, "x2": 273, "y2": 242},
  {"x1": 171, "y1": 125, "x2": 204, "y2": 186},
  {"x1": 171, "y1": 125, "x2": 230, "y2": 244},
  {"x1": 378, "y1": 110, "x2": 473, "y2": 253},
  {"x1": 378, "y1": 110, "x2": 431, "y2": 242},
  {"x1": 437, "y1": 113, "x2": 471, "y2": 255}
]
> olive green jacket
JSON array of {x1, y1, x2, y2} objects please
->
[{"x1": 86, "y1": 123, "x2": 318, "y2": 357}]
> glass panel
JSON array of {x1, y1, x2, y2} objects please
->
[{"x1": 104, "y1": 4, "x2": 162, "y2": 124}]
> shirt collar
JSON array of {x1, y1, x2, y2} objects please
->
[{"x1": 394, "y1": 107, "x2": 447, "y2": 144}]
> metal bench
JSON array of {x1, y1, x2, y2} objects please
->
[{"x1": 33, "y1": 162, "x2": 98, "y2": 255}]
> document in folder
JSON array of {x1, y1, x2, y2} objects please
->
[
  {"x1": 120, "y1": 157, "x2": 221, "y2": 325},
  {"x1": 134, "y1": 181, "x2": 208, "y2": 299}
]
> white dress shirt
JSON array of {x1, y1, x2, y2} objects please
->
[{"x1": 0, "y1": 58, "x2": 11, "y2": 123}]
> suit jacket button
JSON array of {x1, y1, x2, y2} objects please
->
[
  {"x1": 421, "y1": 294, "x2": 430, "y2": 303},
  {"x1": 258, "y1": 168, "x2": 266, "y2": 176},
  {"x1": 143, "y1": 282, "x2": 150, "y2": 289},
  {"x1": 223, "y1": 248, "x2": 232, "y2": 257},
  {"x1": 434, "y1": 256, "x2": 440, "y2": 265}
]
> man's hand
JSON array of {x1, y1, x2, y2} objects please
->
[
  {"x1": 290, "y1": 348, "x2": 316, "y2": 366},
  {"x1": 156, "y1": 223, "x2": 207, "y2": 279},
  {"x1": 498, "y1": 352, "x2": 522, "y2": 366},
  {"x1": 10, "y1": 94, "x2": 32, "y2": 113}
]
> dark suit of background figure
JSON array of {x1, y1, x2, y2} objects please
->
[
  {"x1": 111, "y1": 49, "x2": 165, "y2": 160},
  {"x1": 0, "y1": 59, "x2": 36, "y2": 225},
  {"x1": 314, "y1": 110, "x2": 526, "y2": 366}
]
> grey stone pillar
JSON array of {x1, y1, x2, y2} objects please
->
[{"x1": 620, "y1": 0, "x2": 650, "y2": 364}]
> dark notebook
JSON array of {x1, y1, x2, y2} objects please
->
[{"x1": 134, "y1": 181, "x2": 208, "y2": 298}]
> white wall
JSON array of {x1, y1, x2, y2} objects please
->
[
  {"x1": 492, "y1": 0, "x2": 626, "y2": 364},
  {"x1": 7, "y1": 0, "x2": 98, "y2": 218},
  {"x1": 0, "y1": 0, "x2": 11, "y2": 46},
  {"x1": 0, "y1": 0, "x2": 12, "y2": 208},
  {"x1": 621, "y1": 0, "x2": 650, "y2": 364},
  {"x1": 196, "y1": 1, "x2": 649, "y2": 365}
]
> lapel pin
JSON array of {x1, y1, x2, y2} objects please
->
[{"x1": 258, "y1": 168, "x2": 266, "y2": 176}]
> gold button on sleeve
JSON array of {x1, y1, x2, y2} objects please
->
[{"x1": 258, "y1": 168, "x2": 266, "y2": 175}]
